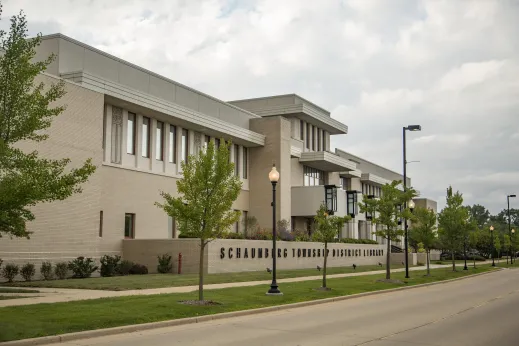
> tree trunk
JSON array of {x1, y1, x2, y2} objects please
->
[
  {"x1": 323, "y1": 242, "x2": 328, "y2": 288},
  {"x1": 451, "y1": 250, "x2": 456, "y2": 272},
  {"x1": 386, "y1": 237, "x2": 391, "y2": 280},
  {"x1": 426, "y1": 250, "x2": 430, "y2": 276},
  {"x1": 198, "y1": 239, "x2": 205, "y2": 301},
  {"x1": 473, "y1": 253, "x2": 476, "y2": 268}
]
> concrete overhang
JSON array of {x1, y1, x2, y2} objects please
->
[
  {"x1": 299, "y1": 151, "x2": 357, "y2": 172},
  {"x1": 340, "y1": 169, "x2": 362, "y2": 178},
  {"x1": 360, "y1": 173, "x2": 390, "y2": 187},
  {"x1": 61, "y1": 71, "x2": 265, "y2": 147}
]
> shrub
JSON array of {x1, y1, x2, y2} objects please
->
[
  {"x1": 40, "y1": 262, "x2": 54, "y2": 280},
  {"x1": 55, "y1": 262, "x2": 69, "y2": 279},
  {"x1": 247, "y1": 228, "x2": 273, "y2": 240},
  {"x1": 20, "y1": 263, "x2": 35, "y2": 282},
  {"x1": 68, "y1": 256, "x2": 98, "y2": 278},
  {"x1": 178, "y1": 233, "x2": 197, "y2": 238},
  {"x1": 292, "y1": 228, "x2": 311, "y2": 242},
  {"x1": 100, "y1": 255, "x2": 121, "y2": 277},
  {"x1": 157, "y1": 254, "x2": 173, "y2": 273},
  {"x1": 222, "y1": 232, "x2": 245, "y2": 239},
  {"x1": 2, "y1": 263, "x2": 19, "y2": 283},
  {"x1": 129, "y1": 263, "x2": 148, "y2": 275},
  {"x1": 339, "y1": 238, "x2": 378, "y2": 245},
  {"x1": 117, "y1": 260, "x2": 134, "y2": 276}
]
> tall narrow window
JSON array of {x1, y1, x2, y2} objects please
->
[
  {"x1": 234, "y1": 210, "x2": 240, "y2": 233},
  {"x1": 124, "y1": 213, "x2": 135, "y2": 239},
  {"x1": 312, "y1": 126, "x2": 316, "y2": 151},
  {"x1": 127, "y1": 112, "x2": 136, "y2": 154},
  {"x1": 169, "y1": 125, "x2": 176, "y2": 163},
  {"x1": 317, "y1": 129, "x2": 321, "y2": 151},
  {"x1": 300, "y1": 120, "x2": 304, "y2": 140},
  {"x1": 322, "y1": 131, "x2": 327, "y2": 151},
  {"x1": 243, "y1": 147, "x2": 248, "y2": 179},
  {"x1": 99, "y1": 211, "x2": 103, "y2": 237},
  {"x1": 306, "y1": 124, "x2": 310, "y2": 149},
  {"x1": 234, "y1": 144, "x2": 240, "y2": 177},
  {"x1": 142, "y1": 117, "x2": 150, "y2": 158},
  {"x1": 111, "y1": 106, "x2": 123, "y2": 163},
  {"x1": 243, "y1": 211, "x2": 248, "y2": 234},
  {"x1": 215, "y1": 138, "x2": 221, "y2": 149},
  {"x1": 156, "y1": 121, "x2": 164, "y2": 161},
  {"x1": 204, "y1": 135, "x2": 210, "y2": 151},
  {"x1": 181, "y1": 129, "x2": 188, "y2": 163}
]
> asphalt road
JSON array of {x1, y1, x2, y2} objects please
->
[{"x1": 47, "y1": 269, "x2": 519, "y2": 346}]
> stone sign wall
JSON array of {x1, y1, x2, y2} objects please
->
[{"x1": 123, "y1": 239, "x2": 386, "y2": 274}]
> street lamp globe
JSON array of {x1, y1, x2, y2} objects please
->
[
  {"x1": 490, "y1": 225, "x2": 494, "y2": 232},
  {"x1": 408, "y1": 200, "x2": 415, "y2": 211},
  {"x1": 512, "y1": 229, "x2": 515, "y2": 234},
  {"x1": 269, "y1": 164, "x2": 280, "y2": 183}
]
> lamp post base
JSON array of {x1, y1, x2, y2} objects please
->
[{"x1": 266, "y1": 283, "x2": 282, "y2": 295}]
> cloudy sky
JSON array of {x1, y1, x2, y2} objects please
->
[{"x1": 2, "y1": 0, "x2": 518, "y2": 214}]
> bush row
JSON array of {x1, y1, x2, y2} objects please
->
[
  {"x1": 0, "y1": 256, "x2": 150, "y2": 283},
  {"x1": 179, "y1": 232, "x2": 378, "y2": 244}
]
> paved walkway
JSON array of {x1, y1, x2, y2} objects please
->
[{"x1": 0, "y1": 263, "x2": 490, "y2": 308}]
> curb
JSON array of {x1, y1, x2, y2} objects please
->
[{"x1": 1, "y1": 269, "x2": 501, "y2": 346}]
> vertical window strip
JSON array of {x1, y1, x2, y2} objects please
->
[
  {"x1": 156, "y1": 121, "x2": 164, "y2": 161},
  {"x1": 243, "y1": 147, "x2": 248, "y2": 179},
  {"x1": 142, "y1": 117, "x2": 150, "y2": 158},
  {"x1": 169, "y1": 125, "x2": 176, "y2": 163}
]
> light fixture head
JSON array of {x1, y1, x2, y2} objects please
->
[
  {"x1": 490, "y1": 225, "x2": 494, "y2": 231},
  {"x1": 512, "y1": 229, "x2": 515, "y2": 234},
  {"x1": 408, "y1": 200, "x2": 415, "y2": 210},
  {"x1": 407, "y1": 125, "x2": 421, "y2": 131},
  {"x1": 269, "y1": 164, "x2": 280, "y2": 183},
  {"x1": 509, "y1": 194, "x2": 517, "y2": 198}
]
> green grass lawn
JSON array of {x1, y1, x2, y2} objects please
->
[
  {"x1": 2, "y1": 264, "x2": 412, "y2": 291},
  {"x1": 0, "y1": 266, "x2": 494, "y2": 342}
]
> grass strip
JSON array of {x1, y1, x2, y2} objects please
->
[{"x1": 0, "y1": 266, "x2": 494, "y2": 342}]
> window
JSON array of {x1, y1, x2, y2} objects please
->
[
  {"x1": 300, "y1": 120, "x2": 304, "y2": 140},
  {"x1": 215, "y1": 138, "x2": 221, "y2": 149},
  {"x1": 142, "y1": 117, "x2": 150, "y2": 158},
  {"x1": 243, "y1": 211, "x2": 248, "y2": 233},
  {"x1": 124, "y1": 213, "x2": 135, "y2": 239},
  {"x1": 306, "y1": 124, "x2": 310, "y2": 149},
  {"x1": 234, "y1": 210, "x2": 240, "y2": 233},
  {"x1": 243, "y1": 147, "x2": 248, "y2": 179},
  {"x1": 181, "y1": 129, "x2": 189, "y2": 162},
  {"x1": 169, "y1": 125, "x2": 176, "y2": 163},
  {"x1": 312, "y1": 126, "x2": 316, "y2": 151},
  {"x1": 234, "y1": 144, "x2": 240, "y2": 177},
  {"x1": 322, "y1": 131, "x2": 327, "y2": 151},
  {"x1": 204, "y1": 135, "x2": 210, "y2": 151},
  {"x1": 317, "y1": 130, "x2": 321, "y2": 151},
  {"x1": 99, "y1": 211, "x2": 103, "y2": 237},
  {"x1": 303, "y1": 166, "x2": 326, "y2": 186},
  {"x1": 156, "y1": 121, "x2": 164, "y2": 161},
  {"x1": 341, "y1": 177, "x2": 351, "y2": 190},
  {"x1": 127, "y1": 113, "x2": 136, "y2": 154}
]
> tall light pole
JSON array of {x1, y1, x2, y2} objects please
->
[
  {"x1": 267, "y1": 164, "x2": 282, "y2": 295},
  {"x1": 403, "y1": 125, "x2": 421, "y2": 279},
  {"x1": 507, "y1": 194, "x2": 516, "y2": 264},
  {"x1": 490, "y1": 225, "x2": 495, "y2": 267}
]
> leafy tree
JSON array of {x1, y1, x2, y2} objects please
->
[
  {"x1": 156, "y1": 139, "x2": 241, "y2": 302},
  {"x1": 466, "y1": 204, "x2": 490, "y2": 229},
  {"x1": 494, "y1": 233, "x2": 501, "y2": 263},
  {"x1": 312, "y1": 203, "x2": 350, "y2": 289},
  {"x1": 503, "y1": 234, "x2": 511, "y2": 264},
  {"x1": 359, "y1": 180, "x2": 417, "y2": 280},
  {"x1": 468, "y1": 230, "x2": 480, "y2": 268},
  {"x1": 0, "y1": 7, "x2": 95, "y2": 238},
  {"x1": 409, "y1": 207, "x2": 437, "y2": 276},
  {"x1": 438, "y1": 187, "x2": 470, "y2": 271}
]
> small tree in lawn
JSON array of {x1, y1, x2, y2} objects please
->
[
  {"x1": 503, "y1": 234, "x2": 511, "y2": 265},
  {"x1": 468, "y1": 230, "x2": 480, "y2": 268},
  {"x1": 409, "y1": 207, "x2": 437, "y2": 276},
  {"x1": 312, "y1": 203, "x2": 350, "y2": 289},
  {"x1": 359, "y1": 180, "x2": 417, "y2": 280},
  {"x1": 438, "y1": 186, "x2": 469, "y2": 272},
  {"x1": 0, "y1": 6, "x2": 96, "y2": 238},
  {"x1": 494, "y1": 233, "x2": 502, "y2": 264},
  {"x1": 156, "y1": 139, "x2": 241, "y2": 302}
]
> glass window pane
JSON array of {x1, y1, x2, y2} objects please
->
[
  {"x1": 234, "y1": 144, "x2": 240, "y2": 177},
  {"x1": 142, "y1": 117, "x2": 150, "y2": 158},
  {"x1": 127, "y1": 113, "x2": 135, "y2": 154},
  {"x1": 169, "y1": 125, "x2": 176, "y2": 163},
  {"x1": 181, "y1": 129, "x2": 188, "y2": 162},
  {"x1": 243, "y1": 148, "x2": 248, "y2": 179},
  {"x1": 156, "y1": 121, "x2": 163, "y2": 161}
]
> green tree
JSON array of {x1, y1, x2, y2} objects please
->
[
  {"x1": 466, "y1": 204, "x2": 490, "y2": 229},
  {"x1": 409, "y1": 207, "x2": 437, "y2": 276},
  {"x1": 494, "y1": 233, "x2": 502, "y2": 264},
  {"x1": 0, "y1": 7, "x2": 95, "y2": 238},
  {"x1": 312, "y1": 203, "x2": 350, "y2": 289},
  {"x1": 503, "y1": 234, "x2": 511, "y2": 264},
  {"x1": 468, "y1": 230, "x2": 480, "y2": 268},
  {"x1": 156, "y1": 139, "x2": 241, "y2": 302},
  {"x1": 438, "y1": 187, "x2": 470, "y2": 271},
  {"x1": 359, "y1": 180, "x2": 417, "y2": 280}
]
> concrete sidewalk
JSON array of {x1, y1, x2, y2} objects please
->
[{"x1": 0, "y1": 262, "x2": 488, "y2": 308}]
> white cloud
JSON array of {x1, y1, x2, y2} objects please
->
[{"x1": 2, "y1": 0, "x2": 518, "y2": 214}]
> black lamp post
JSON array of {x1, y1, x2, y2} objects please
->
[
  {"x1": 403, "y1": 124, "x2": 421, "y2": 279},
  {"x1": 507, "y1": 194, "x2": 516, "y2": 264},
  {"x1": 490, "y1": 225, "x2": 495, "y2": 267},
  {"x1": 267, "y1": 164, "x2": 282, "y2": 295}
]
